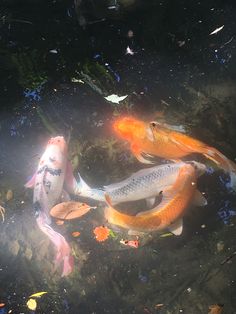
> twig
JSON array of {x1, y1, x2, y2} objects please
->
[{"x1": 220, "y1": 251, "x2": 236, "y2": 265}]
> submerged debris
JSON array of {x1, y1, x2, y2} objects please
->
[
  {"x1": 0, "y1": 205, "x2": 5, "y2": 222},
  {"x1": 208, "y1": 304, "x2": 224, "y2": 314},
  {"x1": 93, "y1": 226, "x2": 110, "y2": 242}
]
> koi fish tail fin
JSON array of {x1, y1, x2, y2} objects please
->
[
  {"x1": 203, "y1": 147, "x2": 236, "y2": 191},
  {"x1": 36, "y1": 212, "x2": 74, "y2": 277},
  {"x1": 74, "y1": 172, "x2": 91, "y2": 195},
  {"x1": 74, "y1": 172, "x2": 104, "y2": 201}
]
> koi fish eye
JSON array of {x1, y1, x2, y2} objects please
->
[{"x1": 150, "y1": 121, "x2": 159, "y2": 128}]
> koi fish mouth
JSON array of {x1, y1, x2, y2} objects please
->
[{"x1": 47, "y1": 136, "x2": 67, "y2": 155}]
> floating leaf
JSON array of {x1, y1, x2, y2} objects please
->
[
  {"x1": 104, "y1": 94, "x2": 128, "y2": 104},
  {"x1": 27, "y1": 299, "x2": 37, "y2": 311},
  {"x1": 29, "y1": 291, "x2": 47, "y2": 298}
]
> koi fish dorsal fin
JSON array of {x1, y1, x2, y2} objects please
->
[
  {"x1": 75, "y1": 172, "x2": 91, "y2": 194},
  {"x1": 168, "y1": 218, "x2": 183, "y2": 236},
  {"x1": 131, "y1": 143, "x2": 155, "y2": 164},
  {"x1": 192, "y1": 190, "x2": 207, "y2": 207}
]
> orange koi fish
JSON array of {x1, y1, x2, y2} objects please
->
[
  {"x1": 113, "y1": 117, "x2": 236, "y2": 190},
  {"x1": 104, "y1": 163, "x2": 206, "y2": 235}
]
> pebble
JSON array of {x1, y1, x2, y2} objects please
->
[
  {"x1": 6, "y1": 189, "x2": 13, "y2": 201},
  {"x1": 217, "y1": 241, "x2": 224, "y2": 252}
]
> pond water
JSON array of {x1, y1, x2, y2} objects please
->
[{"x1": 0, "y1": 1, "x2": 236, "y2": 314}]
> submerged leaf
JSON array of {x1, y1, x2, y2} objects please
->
[
  {"x1": 160, "y1": 232, "x2": 173, "y2": 238},
  {"x1": 108, "y1": 229, "x2": 116, "y2": 238},
  {"x1": 29, "y1": 291, "x2": 47, "y2": 298},
  {"x1": 72, "y1": 231, "x2": 81, "y2": 238}
]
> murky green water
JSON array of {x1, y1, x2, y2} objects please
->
[{"x1": 1, "y1": 1, "x2": 236, "y2": 313}]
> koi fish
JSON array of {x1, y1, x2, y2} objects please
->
[
  {"x1": 75, "y1": 161, "x2": 206, "y2": 207},
  {"x1": 104, "y1": 163, "x2": 206, "y2": 235},
  {"x1": 113, "y1": 117, "x2": 236, "y2": 190},
  {"x1": 25, "y1": 136, "x2": 77, "y2": 277}
]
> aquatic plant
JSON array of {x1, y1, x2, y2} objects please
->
[
  {"x1": 11, "y1": 50, "x2": 47, "y2": 90},
  {"x1": 74, "y1": 60, "x2": 116, "y2": 96}
]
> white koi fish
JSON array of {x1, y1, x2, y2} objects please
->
[
  {"x1": 74, "y1": 161, "x2": 207, "y2": 207},
  {"x1": 25, "y1": 136, "x2": 77, "y2": 277}
]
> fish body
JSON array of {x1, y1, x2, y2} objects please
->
[
  {"x1": 25, "y1": 136, "x2": 77, "y2": 276},
  {"x1": 75, "y1": 161, "x2": 205, "y2": 205},
  {"x1": 31, "y1": 137, "x2": 67, "y2": 220},
  {"x1": 113, "y1": 117, "x2": 236, "y2": 189},
  {"x1": 104, "y1": 163, "x2": 205, "y2": 235}
]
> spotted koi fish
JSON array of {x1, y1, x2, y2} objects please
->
[{"x1": 25, "y1": 136, "x2": 77, "y2": 277}]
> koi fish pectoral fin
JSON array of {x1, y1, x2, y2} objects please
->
[
  {"x1": 61, "y1": 190, "x2": 71, "y2": 202},
  {"x1": 131, "y1": 144, "x2": 155, "y2": 164},
  {"x1": 64, "y1": 161, "x2": 78, "y2": 194},
  {"x1": 168, "y1": 218, "x2": 183, "y2": 236},
  {"x1": 25, "y1": 172, "x2": 37, "y2": 189},
  {"x1": 192, "y1": 189, "x2": 207, "y2": 207},
  {"x1": 145, "y1": 197, "x2": 156, "y2": 209}
]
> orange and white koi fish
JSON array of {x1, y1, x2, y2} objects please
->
[
  {"x1": 113, "y1": 117, "x2": 236, "y2": 190},
  {"x1": 25, "y1": 136, "x2": 77, "y2": 277},
  {"x1": 104, "y1": 163, "x2": 206, "y2": 235}
]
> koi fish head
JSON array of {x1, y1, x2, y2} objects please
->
[
  {"x1": 113, "y1": 117, "x2": 146, "y2": 141},
  {"x1": 47, "y1": 136, "x2": 67, "y2": 155}
]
